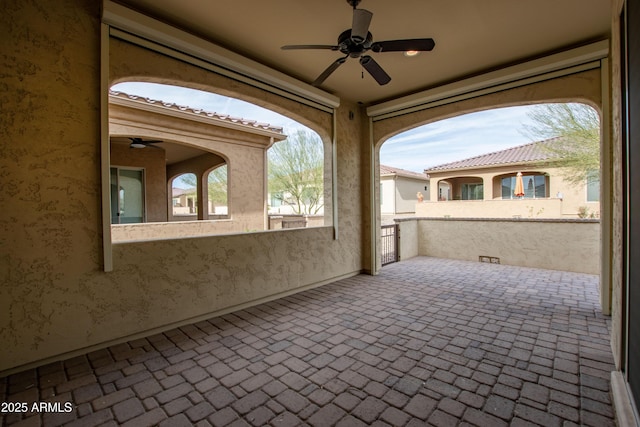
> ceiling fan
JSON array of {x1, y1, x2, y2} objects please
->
[
  {"x1": 129, "y1": 137, "x2": 163, "y2": 149},
  {"x1": 281, "y1": 0, "x2": 435, "y2": 87}
]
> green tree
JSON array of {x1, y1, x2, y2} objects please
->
[
  {"x1": 207, "y1": 165, "x2": 228, "y2": 211},
  {"x1": 521, "y1": 103, "x2": 600, "y2": 185},
  {"x1": 268, "y1": 129, "x2": 324, "y2": 215}
]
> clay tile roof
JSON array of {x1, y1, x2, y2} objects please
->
[
  {"x1": 424, "y1": 138, "x2": 562, "y2": 173},
  {"x1": 109, "y1": 90, "x2": 284, "y2": 134},
  {"x1": 380, "y1": 164, "x2": 430, "y2": 180}
]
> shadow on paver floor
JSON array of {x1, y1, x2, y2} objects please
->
[{"x1": 1, "y1": 257, "x2": 616, "y2": 426}]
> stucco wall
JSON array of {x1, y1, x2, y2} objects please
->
[
  {"x1": 396, "y1": 178, "x2": 429, "y2": 213},
  {"x1": 409, "y1": 218, "x2": 600, "y2": 275},
  {"x1": 416, "y1": 198, "x2": 565, "y2": 219},
  {"x1": 110, "y1": 101, "x2": 272, "y2": 228},
  {"x1": 397, "y1": 219, "x2": 419, "y2": 260},
  {"x1": 0, "y1": 1, "x2": 363, "y2": 373},
  {"x1": 426, "y1": 164, "x2": 600, "y2": 219},
  {"x1": 380, "y1": 178, "x2": 396, "y2": 214},
  {"x1": 608, "y1": 0, "x2": 625, "y2": 370}
]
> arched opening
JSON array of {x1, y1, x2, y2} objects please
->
[
  {"x1": 171, "y1": 173, "x2": 198, "y2": 220},
  {"x1": 377, "y1": 101, "x2": 602, "y2": 270},
  {"x1": 438, "y1": 181, "x2": 451, "y2": 201},
  {"x1": 206, "y1": 164, "x2": 228, "y2": 217},
  {"x1": 108, "y1": 82, "x2": 327, "y2": 240}
]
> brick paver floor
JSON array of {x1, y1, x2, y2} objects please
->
[{"x1": 1, "y1": 257, "x2": 616, "y2": 426}]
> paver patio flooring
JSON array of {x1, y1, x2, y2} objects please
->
[{"x1": 1, "y1": 257, "x2": 616, "y2": 426}]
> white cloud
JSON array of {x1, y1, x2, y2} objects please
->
[{"x1": 380, "y1": 106, "x2": 541, "y2": 172}]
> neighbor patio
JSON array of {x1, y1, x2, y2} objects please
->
[{"x1": 0, "y1": 257, "x2": 615, "y2": 426}]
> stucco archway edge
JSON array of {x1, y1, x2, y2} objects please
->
[
  {"x1": 109, "y1": 38, "x2": 333, "y2": 144},
  {"x1": 372, "y1": 68, "x2": 602, "y2": 149}
]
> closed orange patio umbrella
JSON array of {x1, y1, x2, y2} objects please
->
[{"x1": 514, "y1": 172, "x2": 525, "y2": 198}]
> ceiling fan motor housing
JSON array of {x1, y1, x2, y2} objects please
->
[
  {"x1": 280, "y1": 0, "x2": 434, "y2": 87},
  {"x1": 338, "y1": 29, "x2": 373, "y2": 58}
]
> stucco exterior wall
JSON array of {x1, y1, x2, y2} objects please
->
[
  {"x1": 110, "y1": 102, "x2": 272, "y2": 229},
  {"x1": 425, "y1": 164, "x2": 600, "y2": 219},
  {"x1": 395, "y1": 178, "x2": 429, "y2": 213},
  {"x1": 416, "y1": 198, "x2": 565, "y2": 218},
  {"x1": 414, "y1": 218, "x2": 600, "y2": 275},
  {"x1": 0, "y1": 1, "x2": 363, "y2": 374},
  {"x1": 397, "y1": 219, "x2": 419, "y2": 260},
  {"x1": 380, "y1": 177, "x2": 396, "y2": 214},
  {"x1": 608, "y1": 0, "x2": 624, "y2": 371}
]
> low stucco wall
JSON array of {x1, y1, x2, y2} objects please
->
[
  {"x1": 416, "y1": 198, "x2": 567, "y2": 219},
  {"x1": 111, "y1": 220, "x2": 251, "y2": 242},
  {"x1": 396, "y1": 218, "x2": 600, "y2": 274},
  {"x1": 397, "y1": 219, "x2": 419, "y2": 261}
]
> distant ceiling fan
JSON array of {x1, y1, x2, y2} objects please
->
[
  {"x1": 281, "y1": 0, "x2": 435, "y2": 87},
  {"x1": 129, "y1": 137, "x2": 163, "y2": 149}
]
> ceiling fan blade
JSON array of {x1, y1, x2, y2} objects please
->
[
  {"x1": 313, "y1": 57, "x2": 347, "y2": 86},
  {"x1": 351, "y1": 8, "x2": 373, "y2": 43},
  {"x1": 281, "y1": 44, "x2": 340, "y2": 50},
  {"x1": 360, "y1": 55, "x2": 391, "y2": 85},
  {"x1": 371, "y1": 38, "x2": 435, "y2": 53},
  {"x1": 129, "y1": 137, "x2": 162, "y2": 143}
]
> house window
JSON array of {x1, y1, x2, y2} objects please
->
[
  {"x1": 461, "y1": 183, "x2": 483, "y2": 200},
  {"x1": 502, "y1": 174, "x2": 547, "y2": 199},
  {"x1": 110, "y1": 167, "x2": 145, "y2": 224},
  {"x1": 587, "y1": 171, "x2": 600, "y2": 202}
]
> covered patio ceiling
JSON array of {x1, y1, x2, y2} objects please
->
[{"x1": 113, "y1": 0, "x2": 610, "y2": 105}]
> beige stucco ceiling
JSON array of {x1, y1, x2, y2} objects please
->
[
  {"x1": 111, "y1": 137, "x2": 208, "y2": 165},
  {"x1": 115, "y1": 0, "x2": 610, "y2": 105}
]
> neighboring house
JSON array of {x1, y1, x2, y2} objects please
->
[
  {"x1": 418, "y1": 138, "x2": 600, "y2": 219},
  {"x1": 380, "y1": 165, "x2": 430, "y2": 214},
  {"x1": 171, "y1": 187, "x2": 197, "y2": 216}
]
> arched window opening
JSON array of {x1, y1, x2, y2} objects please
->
[
  {"x1": 171, "y1": 173, "x2": 198, "y2": 220},
  {"x1": 207, "y1": 165, "x2": 228, "y2": 217},
  {"x1": 380, "y1": 102, "x2": 601, "y2": 219},
  {"x1": 268, "y1": 129, "x2": 324, "y2": 216},
  {"x1": 438, "y1": 181, "x2": 451, "y2": 201},
  {"x1": 108, "y1": 81, "x2": 328, "y2": 241}
]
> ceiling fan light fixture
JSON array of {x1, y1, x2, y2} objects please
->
[
  {"x1": 130, "y1": 142, "x2": 147, "y2": 148},
  {"x1": 404, "y1": 50, "x2": 420, "y2": 57}
]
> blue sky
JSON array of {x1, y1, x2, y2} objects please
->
[
  {"x1": 112, "y1": 82, "x2": 539, "y2": 173},
  {"x1": 381, "y1": 106, "x2": 539, "y2": 172}
]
